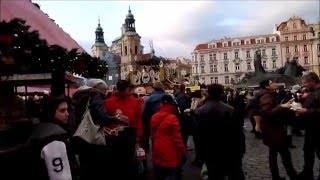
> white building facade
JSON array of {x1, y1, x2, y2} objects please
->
[{"x1": 191, "y1": 34, "x2": 281, "y2": 86}]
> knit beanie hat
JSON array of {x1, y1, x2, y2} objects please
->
[{"x1": 87, "y1": 79, "x2": 108, "y2": 91}]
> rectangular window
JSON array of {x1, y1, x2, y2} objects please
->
[
  {"x1": 261, "y1": 39, "x2": 264, "y2": 43},
  {"x1": 224, "y1": 43, "x2": 227, "y2": 47},
  {"x1": 214, "y1": 77, "x2": 218, "y2": 84},
  {"x1": 263, "y1": 61, "x2": 267, "y2": 69},
  {"x1": 125, "y1": 46, "x2": 128, "y2": 55},
  {"x1": 247, "y1": 62, "x2": 251, "y2": 70},
  {"x1": 294, "y1": 36, "x2": 297, "y2": 41},
  {"x1": 135, "y1": 46, "x2": 138, "y2": 54},
  {"x1": 224, "y1": 53, "x2": 227, "y2": 60},
  {"x1": 262, "y1": 49, "x2": 266, "y2": 56},
  {"x1": 212, "y1": 44, "x2": 216, "y2": 48},
  {"x1": 286, "y1": 47, "x2": 290, "y2": 53},
  {"x1": 209, "y1": 54, "x2": 213, "y2": 61},
  {"x1": 200, "y1": 55, "x2": 204, "y2": 62},
  {"x1": 235, "y1": 63, "x2": 240, "y2": 71},
  {"x1": 304, "y1": 57, "x2": 309, "y2": 64},
  {"x1": 272, "y1": 48, "x2": 276, "y2": 55},
  {"x1": 195, "y1": 65, "x2": 198, "y2": 73},
  {"x1": 233, "y1": 42, "x2": 236, "y2": 46},
  {"x1": 317, "y1": 44, "x2": 320, "y2": 51},
  {"x1": 304, "y1": 45, "x2": 308, "y2": 52},
  {"x1": 225, "y1": 76, "x2": 229, "y2": 84},
  {"x1": 245, "y1": 40, "x2": 250, "y2": 45},
  {"x1": 285, "y1": 37, "x2": 288, "y2": 41},
  {"x1": 210, "y1": 65, "x2": 213, "y2": 73},
  {"x1": 246, "y1": 51, "x2": 250, "y2": 58},
  {"x1": 214, "y1": 65, "x2": 217, "y2": 72},
  {"x1": 210, "y1": 77, "x2": 214, "y2": 84},
  {"x1": 271, "y1": 38, "x2": 275, "y2": 42},
  {"x1": 294, "y1": 46, "x2": 298, "y2": 52},
  {"x1": 201, "y1": 66, "x2": 205, "y2": 73},
  {"x1": 235, "y1": 51, "x2": 239, "y2": 58},
  {"x1": 192, "y1": 67, "x2": 195, "y2": 73},
  {"x1": 272, "y1": 60, "x2": 277, "y2": 68},
  {"x1": 224, "y1": 64, "x2": 228, "y2": 72},
  {"x1": 303, "y1": 34, "x2": 306, "y2": 40},
  {"x1": 213, "y1": 54, "x2": 216, "y2": 60},
  {"x1": 202, "y1": 78, "x2": 205, "y2": 84},
  {"x1": 257, "y1": 39, "x2": 261, "y2": 44}
]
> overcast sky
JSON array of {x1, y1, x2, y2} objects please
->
[{"x1": 33, "y1": 0, "x2": 319, "y2": 59}]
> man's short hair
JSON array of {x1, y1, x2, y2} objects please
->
[
  {"x1": 116, "y1": 80, "x2": 130, "y2": 92},
  {"x1": 207, "y1": 84, "x2": 224, "y2": 99},
  {"x1": 259, "y1": 79, "x2": 271, "y2": 89},
  {"x1": 302, "y1": 72, "x2": 320, "y2": 83}
]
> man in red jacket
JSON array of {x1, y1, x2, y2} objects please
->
[
  {"x1": 150, "y1": 95, "x2": 187, "y2": 180},
  {"x1": 104, "y1": 80, "x2": 143, "y2": 144}
]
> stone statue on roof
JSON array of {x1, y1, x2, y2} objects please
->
[{"x1": 253, "y1": 50, "x2": 266, "y2": 76}]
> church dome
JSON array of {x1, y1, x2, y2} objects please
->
[
  {"x1": 126, "y1": 7, "x2": 134, "y2": 19},
  {"x1": 96, "y1": 23, "x2": 103, "y2": 31}
]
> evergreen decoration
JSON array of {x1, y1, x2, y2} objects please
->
[{"x1": 0, "y1": 18, "x2": 108, "y2": 78}]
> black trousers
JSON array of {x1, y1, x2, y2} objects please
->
[
  {"x1": 268, "y1": 147, "x2": 297, "y2": 179},
  {"x1": 302, "y1": 129, "x2": 320, "y2": 177},
  {"x1": 74, "y1": 128, "x2": 137, "y2": 180},
  {"x1": 154, "y1": 166, "x2": 179, "y2": 180},
  {"x1": 249, "y1": 115, "x2": 256, "y2": 131},
  {"x1": 205, "y1": 156, "x2": 245, "y2": 180},
  {"x1": 192, "y1": 118, "x2": 202, "y2": 162}
]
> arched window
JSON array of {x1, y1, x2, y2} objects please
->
[{"x1": 293, "y1": 23, "x2": 296, "y2": 29}]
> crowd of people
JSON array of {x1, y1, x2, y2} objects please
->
[{"x1": 0, "y1": 71, "x2": 319, "y2": 180}]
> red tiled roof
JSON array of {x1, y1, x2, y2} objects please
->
[
  {"x1": 193, "y1": 34, "x2": 280, "y2": 51},
  {"x1": 194, "y1": 43, "x2": 208, "y2": 51},
  {"x1": 0, "y1": 0, "x2": 86, "y2": 52}
]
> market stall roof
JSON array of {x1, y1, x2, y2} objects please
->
[
  {"x1": 0, "y1": 73, "x2": 85, "y2": 87},
  {"x1": 16, "y1": 86, "x2": 78, "y2": 96},
  {"x1": 0, "y1": 0, "x2": 86, "y2": 52}
]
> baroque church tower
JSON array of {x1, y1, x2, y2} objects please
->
[
  {"x1": 120, "y1": 7, "x2": 143, "y2": 72},
  {"x1": 91, "y1": 19, "x2": 109, "y2": 57}
]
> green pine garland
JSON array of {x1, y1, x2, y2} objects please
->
[{"x1": 0, "y1": 18, "x2": 108, "y2": 78}]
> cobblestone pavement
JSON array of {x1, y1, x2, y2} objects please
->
[
  {"x1": 242, "y1": 120, "x2": 319, "y2": 180},
  {"x1": 146, "y1": 119, "x2": 319, "y2": 180}
]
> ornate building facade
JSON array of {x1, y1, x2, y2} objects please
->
[
  {"x1": 192, "y1": 34, "x2": 281, "y2": 86},
  {"x1": 275, "y1": 16, "x2": 320, "y2": 75},
  {"x1": 311, "y1": 23, "x2": 320, "y2": 75},
  {"x1": 109, "y1": 7, "x2": 145, "y2": 77}
]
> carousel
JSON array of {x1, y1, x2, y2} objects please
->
[{"x1": 121, "y1": 54, "x2": 193, "y2": 93}]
